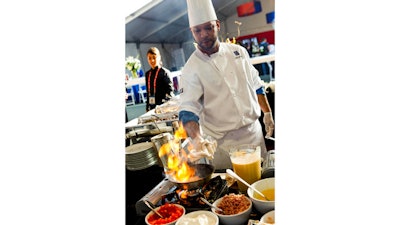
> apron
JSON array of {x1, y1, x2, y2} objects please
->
[{"x1": 210, "y1": 120, "x2": 267, "y2": 170}]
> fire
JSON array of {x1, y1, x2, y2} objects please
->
[
  {"x1": 175, "y1": 160, "x2": 195, "y2": 181},
  {"x1": 158, "y1": 122, "x2": 198, "y2": 182},
  {"x1": 174, "y1": 122, "x2": 187, "y2": 139}
]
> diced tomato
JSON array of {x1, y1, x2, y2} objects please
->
[{"x1": 147, "y1": 203, "x2": 184, "y2": 225}]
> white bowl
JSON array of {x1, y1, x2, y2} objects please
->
[
  {"x1": 211, "y1": 194, "x2": 252, "y2": 225},
  {"x1": 176, "y1": 210, "x2": 219, "y2": 225},
  {"x1": 145, "y1": 203, "x2": 185, "y2": 225},
  {"x1": 247, "y1": 178, "x2": 275, "y2": 214},
  {"x1": 260, "y1": 210, "x2": 275, "y2": 224}
]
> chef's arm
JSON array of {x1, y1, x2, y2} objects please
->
[
  {"x1": 179, "y1": 110, "x2": 217, "y2": 160},
  {"x1": 257, "y1": 87, "x2": 275, "y2": 137},
  {"x1": 256, "y1": 87, "x2": 272, "y2": 114},
  {"x1": 179, "y1": 110, "x2": 201, "y2": 139}
]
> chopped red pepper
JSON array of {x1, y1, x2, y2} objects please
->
[{"x1": 147, "y1": 203, "x2": 184, "y2": 225}]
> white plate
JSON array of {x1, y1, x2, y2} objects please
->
[{"x1": 125, "y1": 142, "x2": 155, "y2": 154}]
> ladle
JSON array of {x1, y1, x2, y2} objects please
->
[
  {"x1": 200, "y1": 197, "x2": 224, "y2": 213},
  {"x1": 144, "y1": 200, "x2": 164, "y2": 218},
  {"x1": 226, "y1": 169, "x2": 268, "y2": 200}
]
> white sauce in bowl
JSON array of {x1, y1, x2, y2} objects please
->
[{"x1": 176, "y1": 211, "x2": 218, "y2": 225}]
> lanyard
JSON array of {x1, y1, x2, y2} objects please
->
[{"x1": 147, "y1": 67, "x2": 161, "y2": 95}]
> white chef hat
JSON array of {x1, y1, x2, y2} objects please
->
[{"x1": 187, "y1": 0, "x2": 217, "y2": 27}]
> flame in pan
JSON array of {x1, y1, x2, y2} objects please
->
[{"x1": 158, "y1": 122, "x2": 198, "y2": 182}]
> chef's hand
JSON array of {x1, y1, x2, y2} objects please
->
[
  {"x1": 188, "y1": 136, "x2": 217, "y2": 161},
  {"x1": 263, "y1": 112, "x2": 275, "y2": 138}
]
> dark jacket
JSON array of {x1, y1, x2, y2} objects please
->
[{"x1": 145, "y1": 66, "x2": 174, "y2": 111}]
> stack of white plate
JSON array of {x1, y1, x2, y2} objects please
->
[{"x1": 125, "y1": 142, "x2": 159, "y2": 171}]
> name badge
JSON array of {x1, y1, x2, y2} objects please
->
[{"x1": 149, "y1": 96, "x2": 156, "y2": 105}]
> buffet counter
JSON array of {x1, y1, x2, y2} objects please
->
[
  {"x1": 130, "y1": 170, "x2": 275, "y2": 225},
  {"x1": 125, "y1": 97, "x2": 180, "y2": 147},
  {"x1": 249, "y1": 54, "x2": 275, "y2": 65}
]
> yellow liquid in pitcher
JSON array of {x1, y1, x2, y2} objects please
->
[{"x1": 231, "y1": 153, "x2": 261, "y2": 192}]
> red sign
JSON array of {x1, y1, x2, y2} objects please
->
[{"x1": 237, "y1": 1, "x2": 262, "y2": 17}]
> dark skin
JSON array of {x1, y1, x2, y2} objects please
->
[{"x1": 190, "y1": 20, "x2": 221, "y2": 56}]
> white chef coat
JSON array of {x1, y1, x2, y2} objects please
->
[{"x1": 179, "y1": 42, "x2": 267, "y2": 169}]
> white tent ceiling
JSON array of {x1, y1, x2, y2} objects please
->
[{"x1": 125, "y1": 0, "x2": 251, "y2": 44}]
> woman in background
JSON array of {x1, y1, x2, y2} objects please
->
[{"x1": 145, "y1": 47, "x2": 174, "y2": 111}]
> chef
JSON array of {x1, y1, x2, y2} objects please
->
[{"x1": 179, "y1": 0, "x2": 275, "y2": 170}]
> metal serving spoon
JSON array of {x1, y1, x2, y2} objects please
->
[
  {"x1": 200, "y1": 197, "x2": 224, "y2": 213},
  {"x1": 144, "y1": 200, "x2": 164, "y2": 218}
]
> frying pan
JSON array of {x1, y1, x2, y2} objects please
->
[{"x1": 167, "y1": 163, "x2": 215, "y2": 190}]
